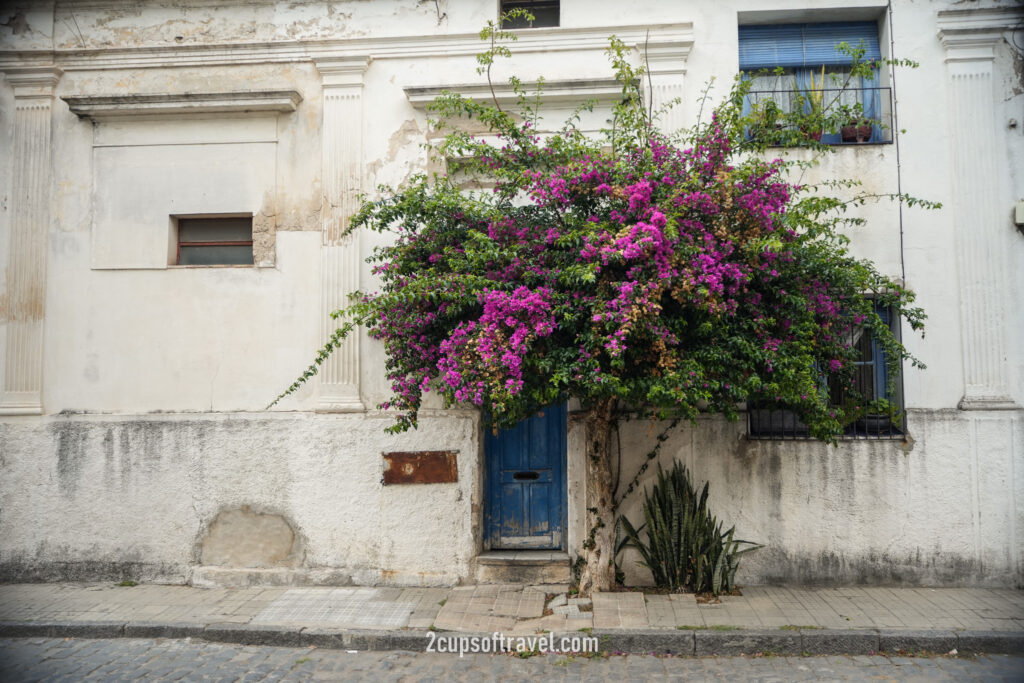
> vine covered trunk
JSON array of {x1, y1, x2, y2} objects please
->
[{"x1": 577, "y1": 398, "x2": 617, "y2": 597}]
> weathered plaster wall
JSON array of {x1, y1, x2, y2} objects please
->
[
  {"x1": 604, "y1": 410, "x2": 1024, "y2": 587},
  {"x1": 0, "y1": 412, "x2": 480, "y2": 585}
]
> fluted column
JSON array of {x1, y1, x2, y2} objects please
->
[
  {"x1": 641, "y1": 40, "x2": 691, "y2": 137},
  {"x1": 314, "y1": 57, "x2": 370, "y2": 411},
  {"x1": 1, "y1": 66, "x2": 61, "y2": 415},
  {"x1": 939, "y1": 12, "x2": 1019, "y2": 410}
]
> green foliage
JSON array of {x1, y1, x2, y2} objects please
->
[
  {"x1": 272, "y1": 19, "x2": 933, "y2": 446},
  {"x1": 617, "y1": 461, "x2": 760, "y2": 595}
]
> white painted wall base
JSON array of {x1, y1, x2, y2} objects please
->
[
  {"x1": 1, "y1": 409, "x2": 1019, "y2": 587},
  {"x1": 0, "y1": 413, "x2": 480, "y2": 586}
]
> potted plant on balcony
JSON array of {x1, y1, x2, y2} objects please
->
[
  {"x1": 799, "y1": 65, "x2": 826, "y2": 142},
  {"x1": 841, "y1": 116, "x2": 874, "y2": 143},
  {"x1": 748, "y1": 99, "x2": 784, "y2": 144},
  {"x1": 856, "y1": 398, "x2": 901, "y2": 432}
]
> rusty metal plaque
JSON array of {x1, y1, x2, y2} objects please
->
[{"x1": 382, "y1": 451, "x2": 458, "y2": 485}]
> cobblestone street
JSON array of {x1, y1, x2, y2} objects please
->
[{"x1": 1, "y1": 638, "x2": 1022, "y2": 682}]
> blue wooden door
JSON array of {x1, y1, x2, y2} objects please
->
[{"x1": 485, "y1": 404, "x2": 567, "y2": 549}]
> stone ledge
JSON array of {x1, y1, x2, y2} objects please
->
[{"x1": 62, "y1": 90, "x2": 303, "y2": 120}]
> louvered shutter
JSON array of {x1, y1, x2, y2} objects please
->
[{"x1": 739, "y1": 22, "x2": 881, "y2": 70}]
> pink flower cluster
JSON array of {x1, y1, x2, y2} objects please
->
[{"x1": 436, "y1": 287, "x2": 555, "y2": 403}]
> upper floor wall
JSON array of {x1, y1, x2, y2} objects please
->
[{"x1": 0, "y1": 0, "x2": 1020, "y2": 415}]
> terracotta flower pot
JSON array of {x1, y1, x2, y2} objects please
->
[
  {"x1": 842, "y1": 122, "x2": 874, "y2": 143},
  {"x1": 801, "y1": 128, "x2": 823, "y2": 142}
]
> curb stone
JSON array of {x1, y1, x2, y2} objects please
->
[
  {"x1": 956, "y1": 630, "x2": 1024, "y2": 655},
  {"x1": 123, "y1": 621, "x2": 205, "y2": 640},
  {"x1": 0, "y1": 620, "x2": 1020, "y2": 655},
  {"x1": 695, "y1": 629, "x2": 802, "y2": 656},
  {"x1": 800, "y1": 629, "x2": 879, "y2": 655},
  {"x1": 594, "y1": 629, "x2": 695, "y2": 655},
  {"x1": 200, "y1": 623, "x2": 310, "y2": 648},
  {"x1": 878, "y1": 629, "x2": 958, "y2": 654},
  {"x1": 0, "y1": 621, "x2": 125, "y2": 639}
]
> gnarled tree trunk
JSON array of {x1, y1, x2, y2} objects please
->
[{"x1": 577, "y1": 398, "x2": 616, "y2": 597}]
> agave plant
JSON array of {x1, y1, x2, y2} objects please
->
[{"x1": 616, "y1": 461, "x2": 761, "y2": 595}]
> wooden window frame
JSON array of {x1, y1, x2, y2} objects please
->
[{"x1": 173, "y1": 214, "x2": 254, "y2": 267}]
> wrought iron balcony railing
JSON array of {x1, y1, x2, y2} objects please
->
[{"x1": 744, "y1": 86, "x2": 894, "y2": 145}]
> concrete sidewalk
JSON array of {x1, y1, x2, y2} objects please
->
[{"x1": 1, "y1": 583, "x2": 1022, "y2": 656}]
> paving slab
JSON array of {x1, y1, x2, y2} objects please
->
[{"x1": 0, "y1": 583, "x2": 1020, "y2": 656}]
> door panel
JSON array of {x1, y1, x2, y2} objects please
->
[{"x1": 485, "y1": 404, "x2": 566, "y2": 549}]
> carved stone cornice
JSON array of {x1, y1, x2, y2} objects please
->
[
  {"x1": 937, "y1": 7, "x2": 1019, "y2": 63},
  {"x1": 314, "y1": 56, "x2": 371, "y2": 88},
  {"x1": 0, "y1": 23, "x2": 694, "y2": 72},
  {"x1": 2, "y1": 65, "x2": 62, "y2": 98},
  {"x1": 61, "y1": 90, "x2": 302, "y2": 120}
]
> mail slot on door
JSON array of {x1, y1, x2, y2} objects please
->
[{"x1": 500, "y1": 470, "x2": 552, "y2": 483}]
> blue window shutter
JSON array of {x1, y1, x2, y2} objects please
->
[
  {"x1": 803, "y1": 22, "x2": 881, "y2": 66},
  {"x1": 738, "y1": 24, "x2": 806, "y2": 70},
  {"x1": 739, "y1": 21, "x2": 881, "y2": 70}
]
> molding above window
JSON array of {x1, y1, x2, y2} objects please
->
[
  {"x1": 404, "y1": 77, "x2": 623, "y2": 110},
  {"x1": 62, "y1": 90, "x2": 302, "y2": 121}
]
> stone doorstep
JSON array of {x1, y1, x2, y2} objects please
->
[
  {"x1": 473, "y1": 552, "x2": 571, "y2": 585},
  {"x1": 0, "y1": 621, "x2": 1020, "y2": 656},
  {"x1": 476, "y1": 551, "x2": 570, "y2": 566}
]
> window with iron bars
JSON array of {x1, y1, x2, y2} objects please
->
[{"x1": 748, "y1": 303, "x2": 904, "y2": 440}]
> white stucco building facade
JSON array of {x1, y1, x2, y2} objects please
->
[{"x1": 0, "y1": 0, "x2": 1021, "y2": 588}]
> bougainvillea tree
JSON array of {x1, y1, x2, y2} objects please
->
[{"x1": 278, "y1": 27, "x2": 928, "y2": 594}]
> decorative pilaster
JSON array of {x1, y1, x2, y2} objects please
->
[
  {"x1": 315, "y1": 57, "x2": 370, "y2": 411},
  {"x1": 938, "y1": 10, "x2": 1019, "y2": 410},
  {"x1": 640, "y1": 38, "x2": 692, "y2": 137},
  {"x1": 1, "y1": 66, "x2": 61, "y2": 415}
]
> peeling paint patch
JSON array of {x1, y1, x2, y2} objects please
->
[{"x1": 0, "y1": 11, "x2": 29, "y2": 35}]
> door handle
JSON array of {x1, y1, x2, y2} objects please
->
[{"x1": 513, "y1": 471, "x2": 540, "y2": 481}]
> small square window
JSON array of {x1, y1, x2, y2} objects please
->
[
  {"x1": 500, "y1": 1, "x2": 559, "y2": 28},
  {"x1": 175, "y1": 216, "x2": 253, "y2": 266}
]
